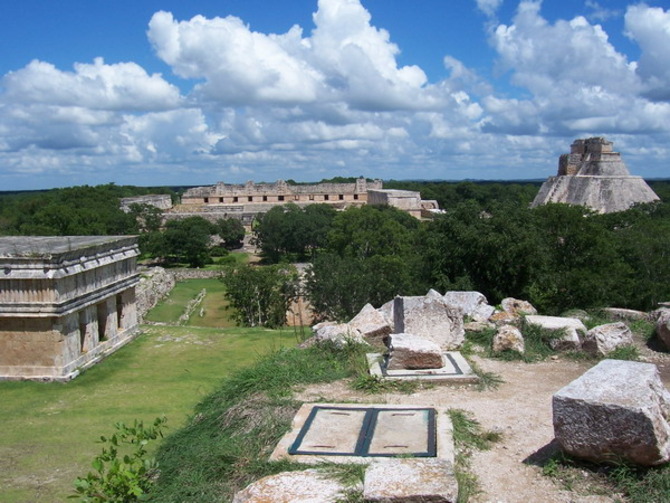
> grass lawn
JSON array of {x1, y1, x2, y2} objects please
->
[{"x1": 0, "y1": 322, "x2": 297, "y2": 503}]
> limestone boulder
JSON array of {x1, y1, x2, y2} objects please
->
[
  {"x1": 582, "y1": 322, "x2": 633, "y2": 356},
  {"x1": 492, "y1": 325, "x2": 525, "y2": 354},
  {"x1": 232, "y1": 469, "x2": 354, "y2": 503},
  {"x1": 364, "y1": 458, "x2": 457, "y2": 503},
  {"x1": 489, "y1": 311, "x2": 518, "y2": 325},
  {"x1": 601, "y1": 307, "x2": 651, "y2": 322},
  {"x1": 501, "y1": 297, "x2": 537, "y2": 316},
  {"x1": 657, "y1": 310, "x2": 670, "y2": 351},
  {"x1": 387, "y1": 333, "x2": 444, "y2": 370},
  {"x1": 525, "y1": 315, "x2": 586, "y2": 351},
  {"x1": 349, "y1": 303, "x2": 392, "y2": 343},
  {"x1": 464, "y1": 321, "x2": 495, "y2": 333},
  {"x1": 311, "y1": 322, "x2": 364, "y2": 347},
  {"x1": 393, "y1": 295, "x2": 464, "y2": 350},
  {"x1": 553, "y1": 359, "x2": 670, "y2": 466},
  {"x1": 443, "y1": 291, "x2": 495, "y2": 323},
  {"x1": 378, "y1": 299, "x2": 395, "y2": 332}
]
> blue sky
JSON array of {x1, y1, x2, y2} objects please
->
[{"x1": 1, "y1": 0, "x2": 669, "y2": 190}]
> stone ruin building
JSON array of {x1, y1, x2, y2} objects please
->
[
  {"x1": 0, "y1": 236, "x2": 140, "y2": 381},
  {"x1": 169, "y1": 177, "x2": 437, "y2": 224},
  {"x1": 531, "y1": 137, "x2": 660, "y2": 213},
  {"x1": 120, "y1": 194, "x2": 173, "y2": 213}
]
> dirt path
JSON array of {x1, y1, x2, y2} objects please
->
[{"x1": 295, "y1": 352, "x2": 670, "y2": 503}]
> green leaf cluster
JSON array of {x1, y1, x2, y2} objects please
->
[{"x1": 71, "y1": 417, "x2": 167, "y2": 502}]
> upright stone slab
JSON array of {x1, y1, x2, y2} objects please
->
[
  {"x1": 393, "y1": 295, "x2": 464, "y2": 350},
  {"x1": 553, "y1": 359, "x2": 670, "y2": 466},
  {"x1": 656, "y1": 310, "x2": 670, "y2": 351}
]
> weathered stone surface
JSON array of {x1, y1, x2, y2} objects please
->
[
  {"x1": 378, "y1": 299, "x2": 395, "y2": 332},
  {"x1": 135, "y1": 267, "x2": 175, "y2": 320},
  {"x1": 657, "y1": 310, "x2": 670, "y2": 351},
  {"x1": 443, "y1": 291, "x2": 495, "y2": 323},
  {"x1": 582, "y1": 322, "x2": 633, "y2": 356},
  {"x1": 387, "y1": 333, "x2": 444, "y2": 370},
  {"x1": 311, "y1": 322, "x2": 364, "y2": 347},
  {"x1": 393, "y1": 295, "x2": 464, "y2": 350},
  {"x1": 349, "y1": 303, "x2": 392, "y2": 342},
  {"x1": 364, "y1": 458, "x2": 457, "y2": 503},
  {"x1": 553, "y1": 359, "x2": 670, "y2": 466},
  {"x1": 501, "y1": 298, "x2": 537, "y2": 316},
  {"x1": 232, "y1": 469, "x2": 354, "y2": 503},
  {"x1": 601, "y1": 307, "x2": 651, "y2": 322},
  {"x1": 492, "y1": 325, "x2": 525, "y2": 354},
  {"x1": 525, "y1": 315, "x2": 586, "y2": 351},
  {"x1": 489, "y1": 311, "x2": 518, "y2": 325},
  {"x1": 464, "y1": 321, "x2": 495, "y2": 332}
]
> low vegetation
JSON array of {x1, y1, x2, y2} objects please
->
[{"x1": 148, "y1": 341, "x2": 368, "y2": 502}]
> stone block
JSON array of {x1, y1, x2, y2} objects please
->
[
  {"x1": 378, "y1": 299, "x2": 395, "y2": 332},
  {"x1": 656, "y1": 310, "x2": 670, "y2": 351},
  {"x1": 553, "y1": 359, "x2": 670, "y2": 466},
  {"x1": 232, "y1": 469, "x2": 354, "y2": 503},
  {"x1": 525, "y1": 315, "x2": 586, "y2": 351},
  {"x1": 364, "y1": 458, "x2": 457, "y2": 503},
  {"x1": 492, "y1": 325, "x2": 525, "y2": 354},
  {"x1": 443, "y1": 291, "x2": 495, "y2": 322},
  {"x1": 582, "y1": 322, "x2": 633, "y2": 356},
  {"x1": 393, "y1": 295, "x2": 464, "y2": 350},
  {"x1": 387, "y1": 333, "x2": 444, "y2": 370},
  {"x1": 311, "y1": 322, "x2": 364, "y2": 347},
  {"x1": 501, "y1": 297, "x2": 537, "y2": 316},
  {"x1": 348, "y1": 303, "x2": 392, "y2": 342},
  {"x1": 601, "y1": 307, "x2": 651, "y2": 322}
]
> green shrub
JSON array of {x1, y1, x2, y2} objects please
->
[{"x1": 71, "y1": 417, "x2": 167, "y2": 502}]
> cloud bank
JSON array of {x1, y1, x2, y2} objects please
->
[{"x1": 1, "y1": 0, "x2": 670, "y2": 188}]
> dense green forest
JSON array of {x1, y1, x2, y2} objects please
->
[{"x1": 2, "y1": 180, "x2": 669, "y2": 317}]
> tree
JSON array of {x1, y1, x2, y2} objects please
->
[
  {"x1": 216, "y1": 218, "x2": 245, "y2": 249},
  {"x1": 220, "y1": 264, "x2": 299, "y2": 328},
  {"x1": 144, "y1": 217, "x2": 217, "y2": 267}
]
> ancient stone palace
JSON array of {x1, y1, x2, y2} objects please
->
[
  {"x1": 531, "y1": 137, "x2": 659, "y2": 213},
  {"x1": 171, "y1": 178, "x2": 439, "y2": 223},
  {"x1": 0, "y1": 236, "x2": 140, "y2": 381}
]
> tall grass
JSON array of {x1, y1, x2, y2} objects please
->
[{"x1": 148, "y1": 341, "x2": 368, "y2": 502}]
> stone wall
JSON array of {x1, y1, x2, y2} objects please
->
[
  {"x1": 135, "y1": 267, "x2": 176, "y2": 320},
  {"x1": 0, "y1": 236, "x2": 140, "y2": 381}
]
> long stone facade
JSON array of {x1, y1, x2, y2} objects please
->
[
  {"x1": 531, "y1": 137, "x2": 660, "y2": 213},
  {"x1": 171, "y1": 178, "x2": 438, "y2": 223},
  {"x1": 0, "y1": 236, "x2": 140, "y2": 381}
]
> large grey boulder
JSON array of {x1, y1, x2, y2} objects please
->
[
  {"x1": 553, "y1": 359, "x2": 670, "y2": 466},
  {"x1": 393, "y1": 295, "x2": 464, "y2": 350},
  {"x1": 582, "y1": 322, "x2": 633, "y2": 356},
  {"x1": 349, "y1": 303, "x2": 392, "y2": 343},
  {"x1": 232, "y1": 469, "x2": 354, "y2": 502},
  {"x1": 525, "y1": 315, "x2": 586, "y2": 351},
  {"x1": 656, "y1": 310, "x2": 670, "y2": 351},
  {"x1": 601, "y1": 307, "x2": 651, "y2": 322},
  {"x1": 364, "y1": 458, "x2": 457, "y2": 503},
  {"x1": 378, "y1": 299, "x2": 395, "y2": 332},
  {"x1": 443, "y1": 291, "x2": 495, "y2": 323},
  {"x1": 387, "y1": 333, "x2": 444, "y2": 370},
  {"x1": 492, "y1": 325, "x2": 525, "y2": 354}
]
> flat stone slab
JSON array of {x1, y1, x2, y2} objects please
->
[
  {"x1": 271, "y1": 403, "x2": 454, "y2": 465},
  {"x1": 367, "y1": 351, "x2": 479, "y2": 384},
  {"x1": 364, "y1": 458, "x2": 457, "y2": 503}
]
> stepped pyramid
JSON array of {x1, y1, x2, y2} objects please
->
[{"x1": 531, "y1": 137, "x2": 659, "y2": 213}]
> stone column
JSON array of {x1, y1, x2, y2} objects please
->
[
  {"x1": 97, "y1": 297, "x2": 118, "y2": 341},
  {"x1": 118, "y1": 288, "x2": 138, "y2": 331},
  {"x1": 79, "y1": 305, "x2": 99, "y2": 353},
  {"x1": 56, "y1": 313, "x2": 81, "y2": 367}
]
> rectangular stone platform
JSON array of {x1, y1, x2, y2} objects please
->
[
  {"x1": 271, "y1": 403, "x2": 453, "y2": 465},
  {"x1": 367, "y1": 351, "x2": 479, "y2": 383}
]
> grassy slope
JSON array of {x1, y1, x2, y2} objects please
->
[{"x1": 0, "y1": 278, "x2": 297, "y2": 502}]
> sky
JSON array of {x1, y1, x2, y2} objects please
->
[{"x1": 1, "y1": 0, "x2": 669, "y2": 190}]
